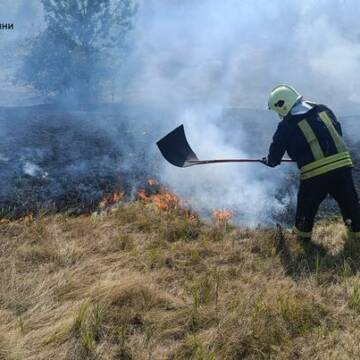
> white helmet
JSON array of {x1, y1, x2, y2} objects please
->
[{"x1": 268, "y1": 84, "x2": 302, "y2": 117}]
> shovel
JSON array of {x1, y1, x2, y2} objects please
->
[{"x1": 157, "y1": 125, "x2": 294, "y2": 168}]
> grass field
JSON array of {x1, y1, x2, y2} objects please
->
[{"x1": 1, "y1": 194, "x2": 360, "y2": 359}]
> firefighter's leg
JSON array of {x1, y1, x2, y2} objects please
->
[
  {"x1": 329, "y1": 168, "x2": 360, "y2": 238},
  {"x1": 294, "y1": 178, "x2": 328, "y2": 240}
]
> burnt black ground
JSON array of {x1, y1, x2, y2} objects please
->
[
  {"x1": 0, "y1": 104, "x2": 358, "y2": 222},
  {"x1": 0, "y1": 104, "x2": 160, "y2": 217}
]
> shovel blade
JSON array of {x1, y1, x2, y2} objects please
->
[{"x1": 157, "y1": 125, "x2": 199, "y2": 167}]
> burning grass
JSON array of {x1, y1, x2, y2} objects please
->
[
  {"x1": 212, "y1": 209, "x2": 234, "y2": 223},
  {"x1": 137, "y1": 179, "x2": 183, "y2": 212},
  {"x1": 98, "y1": 191, "x2": 125, "y2": 209},
  {"x1": 1, "y1": 197, "x2": 360, "y2": 359}
]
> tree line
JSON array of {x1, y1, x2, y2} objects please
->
[{"x1": 18, "y1": 0, "x2": 137, "y2": 106}]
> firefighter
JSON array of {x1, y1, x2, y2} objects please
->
[{"x1": 263, "y1": 84, "x2": 360, "y2": 241}]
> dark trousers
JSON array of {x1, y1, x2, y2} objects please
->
[{"x1": 295, "y1": 167, "x2": 360, "y2": 234}]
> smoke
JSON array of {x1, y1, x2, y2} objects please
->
[
  {"x1": 0, "y1": 1, "x2": 44, "y2": 106},
  {"x1": 22, "y1": 162, "x2": 47, "y2": 177},
  {"x1": 1, "y1": 0, "x2": 360, "y2": 224},
  {"x1": 125, "y1": 0, "x2": 360, "y2": 111},
  {"x1": 118, "y1": 0, "x2": 360, "y2": 224}
]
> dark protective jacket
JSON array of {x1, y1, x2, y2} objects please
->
[{"x1": 267, "y1": 104, "x2": 353, "y2": 180}]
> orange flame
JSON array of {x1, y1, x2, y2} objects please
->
[
  {"x1": 0, "y1": 215, "x2": 32, "y2": 224},
  {"x1": 99, "y1": 191, "x2": 125, "y2": 209},
  {"x1": 147, "y1": 179, "x2": 157, "y2": 186},
  {"x1": 17, "y1": 213, "x2": 33, "y2": 224},
  {"x1": 138, "y1": 187, "x2": 180, "y2": 211},
  {"x1": 137, "y1": 179, "x2": 185, "y2": 213},
  {"x1": 137, "y1": 189, "x2": 149, "y2": 202},
  {"x1": 137, "y1": 179, "x2": 197, "y2": 220},
  {"x1": 153, "y1": 191, "x2": 179, "y2": 211},
  {"x1": 212, "y1": 209, "x2": 233, "y2": 223}
]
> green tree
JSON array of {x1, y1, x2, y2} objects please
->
[{"x1": 18, "y1": 0, "x2": 137, "y2": 105}]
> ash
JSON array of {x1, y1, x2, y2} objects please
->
[{"x1": 0, "y1": 104, "x2": 158, "y2": 218}]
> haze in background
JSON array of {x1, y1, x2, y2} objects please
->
[{"x1": 1, "y1": 0, "x2": 359, "y2": 224}]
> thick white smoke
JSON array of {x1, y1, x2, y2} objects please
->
[
  {"x1": 117, "y1": 0, "x2": 360, "y2": 224},
  {"x1": 126, "y1": 0, "x2": 360, "y2": 111}
]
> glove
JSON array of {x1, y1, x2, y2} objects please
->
[{"x1": 260, "y1": 156, "x2": 272, "y2": 167}]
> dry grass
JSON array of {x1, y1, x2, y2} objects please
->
[{"x1": 1, "y1": 201, "x2": 360, "y2": 359}]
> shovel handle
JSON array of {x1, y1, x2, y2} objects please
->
[{"x1": 185, "y1": 159, "x2": 294, "y2": 166}]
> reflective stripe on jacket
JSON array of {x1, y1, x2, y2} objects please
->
[{"x1": 267, "y1": 104, "x2": 353, "y2": 180}]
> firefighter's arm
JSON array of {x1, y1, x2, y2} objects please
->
[
  {"x1": 262, "y1": 122, "x2": 287, "y2": 167},
  {"x1": 323, "y1": 106, "x2": 343, "y2": 136}
]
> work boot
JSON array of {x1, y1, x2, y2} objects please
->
[
  {"x1": 347, "y1": 229, "x2": 360, "y2": 240},
  {"x1": 294, "y1": 233, "x2": 327, "y2": 258},
  {"x1": 344, "y1": 230, "x2": 360, "y2": 257},
  {"x1": 302, "y1": 239, "x2": 326, "y2": 257}
]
